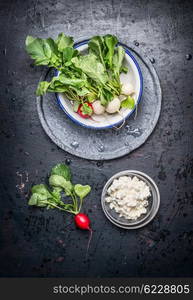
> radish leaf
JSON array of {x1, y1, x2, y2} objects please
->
[
  {"x1": 113, "y1": 46, "x2": 125, "y2": 77},
  {"x1": 49, "y1": 175, "x2": 73, "y2": 196},
  {"x1": 72, "y1": 54, "x2": 108, "y2": 85},
  {"x1": 74, "y1": 184, "x2": 91, "y2": 200},
  {"x1": 104, "y1": 34, "x2": 118, "y2": 69},
  {"x1": 55, "y1": 33, "x2": 73, "y2": 52},
  {"x1": 28, "y1": 193, "x2": 48, "y2": 207},
  {"x1": 121, "y1": 96, "x2": 135, "y2": 109},
  {"x1": 51, "y1": 163, "x2": 71, "y2": 181},
  {"x1": 31, "y1": 184, "x2": 52, "y2": 198},
  {"x1": 88, "y1": 35, "x2": 106, "y2": 67}
]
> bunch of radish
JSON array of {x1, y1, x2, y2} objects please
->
[{"x1": 28, "y1": 163, "x2": 92, "y2": 251}]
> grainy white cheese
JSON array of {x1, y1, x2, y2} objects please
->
[{"x1": 105, "y1": 176, "x2": 151, "y2": 220}]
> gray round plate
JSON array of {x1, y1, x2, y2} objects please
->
[{"x1": 37, "y1": 43, "x2": 162, "y2": 160}]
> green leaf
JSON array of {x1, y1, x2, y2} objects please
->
[
  {"x1": 100, "y1": 95, "x2": 107, "y2": 105},
  {"x1": 38, "y1": 72, "x2": 87, "y2": 96},
  {"x1": 28, "y1": 184, "x2": 53, "y2": 208},
  {"x1": 99, "y1": 87, "x2": 113, "y2": 105},
  {"x1": 121, "y1": 96, "x2": 135, "y2": 109},
  {"x1": 88, "y1": 36, "x2": 106, "y2": 67},
  {"x1": 72, "y1": 54, "x2": 108, "y2": 85},
  {"x1": 36, "y1": 81, "x2": 50, "y2": 96},
  {"x1": 25, "y1": 36, "x2": 61, "y2": 67},
  {"x1": 74, "y1": 184, "x2": 91, "y2": 200},
  {"x1": 47, "y1": 85, "x2": 68, "y2": 93},
  {"x1": 49, "y1": 175, "x2": 73, "y2": 196},
  {"x1": 28, "y1": 193, "x2": 48, "y2": 207},
  {"x1": 51, "y1": 163, "x2": 71, "y2": 181},
  {"x1": 104, "y1": 34, "x2": 118, "y2": 69},
  {"x1": 31, "y1": 184, "x2": 52, "y2": 198},
  {"x1": 70, "y1": 86, "x2": 90, "y2": 96},
  {"x1": 26, "y1": 36, "x2": 50, "y2": 65},
  {"x1": 87, "y1": 93, "x2": 96, "y2": 103},
  {"x1": 46, "y1": 38, "x2": 59, "y2": 55},
  {"x1": 62, "y1": 47, "x2": 78, "y2": 63},
  {"x1": 26, "y1": 36, "x2": 36, "y2": 45},
  {"x1": 81, "y1": 103, "x2": 93, "y2": 115},
  {"x1": 25, "y1": 34, "x2": 74, "y2": 68},
  {"x1": 51, "y1": 187, "x2": 62, "y2": 200},
  {"x1": 50, "y1": 74, "x2": 87, "y2": 90},
  {"x1": 113, "y1": 46, "x2": 125, "y2": 76},
  {"x1": 55, "y1": 33, "x2": 73, "y2": 52}
]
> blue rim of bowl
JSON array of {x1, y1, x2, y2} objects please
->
[{"x1": 55, "y1": 39, "x2": 143, "y2": 130}]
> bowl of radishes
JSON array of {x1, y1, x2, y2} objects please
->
[
  {"x1": 26, "y1": 33, "x2": 143, "y2": 130},
  {"x1": 56, "y1": 36, "x2": 143, "y2": 129}
]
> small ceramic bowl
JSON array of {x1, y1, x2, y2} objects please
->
[
  {"x1": 56, "y1": 39, "x2": 143, "y2": 130},
  {"x1": 101, "y1": 170, "x2": 160, "y2": 229}
]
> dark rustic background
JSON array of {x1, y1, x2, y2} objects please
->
[{"x1": 0, "y1": 0, "x2": 193, "y2": 277}]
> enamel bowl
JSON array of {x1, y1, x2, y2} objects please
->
[{"x1": 56, "y1": 40, "x2": 143, "y2": 130}]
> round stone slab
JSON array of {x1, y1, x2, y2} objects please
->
[{"x1": 37, "y1": 44, "x2": 162, "y2": 160}]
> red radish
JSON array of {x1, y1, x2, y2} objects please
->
[
  {"x1": 74, "y1": 213, "x2": 91, "y2": 230},
  {"x1": 77, "y1": 103, "x2": 93, "y2": 119},
  {"x1": 74, "y1": 213, "x2": 93, "y2": 256}
]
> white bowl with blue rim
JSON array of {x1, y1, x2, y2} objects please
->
[{"x1": 56, "y1": 39, "x2": 143, "y2": 130}]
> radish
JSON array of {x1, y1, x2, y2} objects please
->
[
  {"x1": 106, "y1": 97, "x2": 121, "y2": 114},
  {"x1": 121, "y1": 82, "x2": 135, "y2": 95},
  {"x1": 74, "y1": 213, "x2": 93, "y2": 256},
  {"x1": 92, "y1": 100, "x2": 105, "y2": 115},
  {"x1": 74, "y1": 213, "x2": 91, "y2": 230},
  {"x1": 29, "y1": 164, "x2": 93, "y2": 257},
  {"x1": 77, "y1": 103, "x2": 93, "y2": 118}
]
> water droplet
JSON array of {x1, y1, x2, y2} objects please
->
[
  {"x1": 65, "y1": 158, "x2": 71, "y2": 165},
  {"x1": 71, "y1": 141, "x2": 79, "y2": 149},
  {"x1": 12, "y1": 71, "x2": 16, "y2": 76},
  {"x1": 11, "y1": 97, "x2": 16, "y2": 102},
  {"x1": 185, "y1": 54, "x2": 192, "y2": 60},
  {"x1": 97, "y1": 145, "x2": 104, "y2": 152},
  {"x1": 150, "y1": 57, "x2": 155, "y2": 64},
  {"x1": 96, "y1": 161, "x2": 104, "y2": 168},
  {"x1": 134, "y1": 40, "x2": 139, "y2": 46},
  {"x1": 3, "y1": 48, "x2": 6, "y2": 55},
  {"x1": 126, "y1": 126, "x2": 142, "y2": 137}
]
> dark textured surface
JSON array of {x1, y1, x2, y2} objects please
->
[
  {"x1": 38, "y1": 45, "x2": 161, "y2": 160},
  {"x1": 0, "y1": 0, "x2": 193, "y2": 277}
]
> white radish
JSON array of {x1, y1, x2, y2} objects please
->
[
  {"x1": 106, "y1": 97, "x2": 121, "y2": 114},
  {"x1": 92, "y1": 100, "x2": 105, "y2": 115},
  {"x1": 121, "y1": 82, "x2": 135, "y2": 95}
]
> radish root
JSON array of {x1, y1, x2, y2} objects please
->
[
  {"x1": 113, "y1": 110, "x2": 126, "y2": 130},
  {"x1": 85, "y1": 228, "x2": 93, "y2": 259}
]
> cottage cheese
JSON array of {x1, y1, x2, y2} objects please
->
[{"x1": 105, "y1": 176, "x2": 151, "y2": 220}]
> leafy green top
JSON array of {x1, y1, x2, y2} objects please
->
[
  {"x1": 28, "y1": 163, "x2": 91, "y2": 215},
  {"x1": 25, "y1": 33, "x2": 128, "y2": 107}
]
